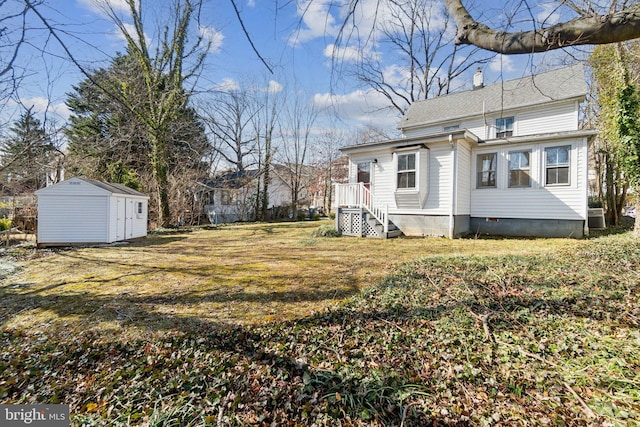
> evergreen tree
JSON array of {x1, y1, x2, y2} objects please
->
[
  {"x1": 65, "y1": 53, "x2": 211, "y2": 224},
  {"x1": 0, "y1": 108, "x2": 55, "y2": 193}
]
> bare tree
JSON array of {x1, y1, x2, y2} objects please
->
[
  {"x1": 251, "y1": 81, "x2": 283, "y2": 221},
  {"x1": 330, "y1": 0, "x2": 493, "y2": 114},
  {"x1": 277, "y1": 95, "x2": 318, "y2": 217},
  {"x1": 445, "y1": 0, "x2": 640, "y2": 54},
  {"x1": 201, "y1": 87, "x2": 260, "y2": 174}
]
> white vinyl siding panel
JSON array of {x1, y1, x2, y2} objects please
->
[
  {"x1": 471, "y1": 138, "x2": 588, "y2": 220},
  {"x1": 456, "y1": 141, "x2": 472, "y2": 215},
  {"x1": 403, "y1": 125, "x2": 442, "y2": 138},
  {"x1": 372, "y1": 153, "x2": 395, "y2": 207},
  {"x1": 421, "y1": 143, "x2": 451, "y2": 214},
  {"x1": 38, "y1": 195, "x2": 109, "y2": 243},
  {"x1": 517, "y1": 102, "x2": 578, "y2": 135}
]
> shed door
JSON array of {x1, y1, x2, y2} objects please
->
[
  {"x1": 126, "y1": 199, "x2": 134, "y2": 239},
  {"x1": 116, "y1": 198, "x2": 125, "y2": 240}
]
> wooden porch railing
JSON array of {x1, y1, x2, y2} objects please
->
[{"x1": 334, "y1": 183, "x2": 389, "y2": 235}]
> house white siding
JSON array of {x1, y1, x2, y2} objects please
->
[
  {"x1": 455, "y1": 140, "x2": 472, "y2": 215},
  {"x1": 470, "y1": 138, "x2": 588, "y2": 220},
  {"x1": 517, "y1": 102, "x2": 578, "y2": 135}
]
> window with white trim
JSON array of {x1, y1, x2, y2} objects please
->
[
  {"x1": 476, "y1": 153, "x2": 497, "y2": 188},
  {"x1": 545, "y1": 145, "x2": 570, "y2": 186},
  {"x1": 137, "y1": 202, "x2": 143, "y2": 214},
  {"x1": 496, "y1": 116, "x2": 514, "y2": 138},
  {"x1": 508, "y1": 150, "x2": 531, "y2": 188},
  {"x1": 397, "y1": 153, "x2": 416, "y2": 189},
  {"x1": 444, "y1": 124, "x2": 460, "y2": 131}
]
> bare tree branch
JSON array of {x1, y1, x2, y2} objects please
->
[{"x1": 445, "y1": 0, "x2": 640, "y2": 53}]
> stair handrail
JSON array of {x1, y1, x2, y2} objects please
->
[{"x1": 335, "y1": 183, "x2": 388, "y2": 235}]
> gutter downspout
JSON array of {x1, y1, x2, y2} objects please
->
[{"x1": 449, "y1": 134, "x2": 457, "y2": 239}]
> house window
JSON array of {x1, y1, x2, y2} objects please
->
[
  {"x1": 221, "y1": 190, "x2": 231, "y2": 205},
  {"x1": 508, "y1": 151, "x2": 531, "y2": 188},
  {"x1": 137, "y1": 202, "x2": 143, "y2": 214},
  {"x1": 477, "y1": 153, "x2": 497, "y2": 188},
  {"x1": 397, "y1": 153, "x2": 416, "y2": 189},
  {"x1": 357, "y1": 162, "x2": 370, "y2": 184},
  {"x1": 496, "y1": 116, "x2": 514, "y2": 138},
  {"x1": 546, "y1": 145, "x2": 570, "y2": 185},
  {"x1": 444, "y1": 124, "x2": 460, "y2": 131}
]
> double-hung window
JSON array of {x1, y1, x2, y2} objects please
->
[
  {"x1": 496, "y1": 116, "x2": 514, "y2": 138},
  {"x1": 477, "y1": 153, "x2": 497, "y2": 188},
  {"x1": 397, "y1": 153, "x2": 416, "y2": 189},
  {"x1": 545, "y1": 145, "x2": 570, "y2": 185},
  {"x1": 509, "y1": 150, "x2": 531, "y2": 188}
]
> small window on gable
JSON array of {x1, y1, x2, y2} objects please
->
[
  {"x1": 137, "y1": 202, "x2": 143, "y2": 214},
  {"x1": 397, "y1": 153, "x2": 416, "y2": 189},
  {"x1": 545, "y1": 145, "x2": 570, "y2": 186},
  {"x1": 509, "y1": 151, "x2": 531, "y2": 188},
  {"x1": 477, "y1": 153, "x2": 497, "y2": 188},
  {"x1": 496, "y1": 116, "x2": 514, "y2": 138},
  {"x1": 444, "y1": 124, "x2": 460, "y2": 132}
]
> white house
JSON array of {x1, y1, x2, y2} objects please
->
[
  {"x1": 35, "y1": 177, "x2": 149, "y2": 246},
  {"x1": 335, "y1": 64, "x2": 597, "y2": 238},
  {"x1": 197, "y1": 164, "x2": 322, "y2": 224}
]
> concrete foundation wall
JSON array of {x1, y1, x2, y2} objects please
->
[
  {"x1": 469, "y1": 217, "x2": 585, "y2": 238},
  {"x1": 390, "y1": 214, "x2": 470, "y2": 237}
]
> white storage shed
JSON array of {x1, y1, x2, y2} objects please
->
[{"x1": 35, "y1": 177, "x2": 149, "y2": 246}]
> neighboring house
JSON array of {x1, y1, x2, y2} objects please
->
[
  {"x1": 335, "y1": 64, "x2": 597, "y2": 238},
  {"x1": 197, "y1": 164, "x2": 322, "y2": 224},
  {"x1": 197, "y1": 170, "x2": 261, "y2": 224},
  {"x1": 35, "y1": 177, "x2": 149, "y2": 246}
]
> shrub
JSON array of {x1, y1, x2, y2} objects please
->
[
  {"x1": 311, "y1": 224, "x2": 341, "y2": 238},
  {"x1": 328, "y1": 212, "x2": 336, "y2": 220},
  {"x1": 0, "y1": 218, "x2": 11, "y2": 231}
]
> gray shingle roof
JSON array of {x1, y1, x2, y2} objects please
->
[
  {"x1": 82, "y1": 178, "x2": 148, "y2": 197},
  {"x1": 399, "y1": 63, "x2": 587, "y2": 130}
]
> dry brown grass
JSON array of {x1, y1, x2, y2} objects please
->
[{"x1": 0, "y1": 220, "x2": 584, "y2": 337}]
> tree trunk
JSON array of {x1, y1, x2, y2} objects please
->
[{"x1": 150, "y1": 133, "x2": 171, "y2": 228}]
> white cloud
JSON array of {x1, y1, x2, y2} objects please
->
[
  {"x1": 489, "y1": 54, "x2": 515, "y2": 73},
  {"x1": 323, "y1": 44, "x2": 380, "y2": 63},
  {"x1": 289, "y1": 0, "x2": 339, "y2": 46},
  {"x1": 247, "y1": 0, "x2": 255, "y2": 6},
  {"x1": 215, "y1": 78, "x2": 240, "y2": 91},
  {"x1": 312, "y1": 89, "x2": 400, "y2": 130},
  {"x1": 77, "y1": 0, "x2": 132, "y2": 16},
  {"x1": 199, "y1": 26, "x2": 225, "y2": 54},
  {"x1": 266, "y1": 80, "x2": 283, "y2": 93},
  {"x1": 537, "y1": 3, "x2": 561, "y2": 26},
  {"x1": 14, "y1": 97, "x2": 71, "y2": 121}
]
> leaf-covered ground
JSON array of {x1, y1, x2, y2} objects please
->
[{"x1": 0, "y1": 223, "x2": 638, "y2": 425}]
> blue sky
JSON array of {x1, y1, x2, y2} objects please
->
[{"x1": 2, "y1": 0, "x2": 582, "y2": 137}]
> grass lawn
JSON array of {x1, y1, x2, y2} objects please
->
[{"x1": 0, "y1": 220, "x2": 638, "y2": 425}]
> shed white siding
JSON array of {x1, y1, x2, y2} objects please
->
[
  {"x1": 38, "y1": 195, "x2": 110, "y2": 243},
  {"x1": 36, "y1": 178, "x2": 148, "y2": 245}
]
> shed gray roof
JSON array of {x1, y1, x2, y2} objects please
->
[
  {"x1": 81, "y1": 178, "x2": 148, "y2": 197},
  {"x1": 399, "y1": 63, "x2": 587, "y2": 130}
]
